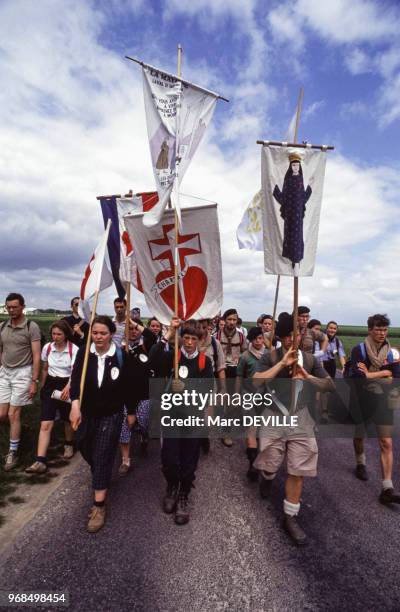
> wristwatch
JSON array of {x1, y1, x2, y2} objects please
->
[{"x1": 32, "y1": 379, "x2": 39, "y2": 384}]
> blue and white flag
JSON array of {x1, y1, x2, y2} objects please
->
[{"x1": 99, "y1": 192, "x2": 159, "y2": 297}]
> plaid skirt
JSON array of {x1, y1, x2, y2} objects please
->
[
  {"x1": 77, "y1": 411, "x2": 123, "y2": 491},
  {"x1": 119, "y1": 400, "x2": 151, "y2": 444}
]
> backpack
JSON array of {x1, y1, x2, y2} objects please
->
[
  {"x1": 177, "y1": 350, "x2": 207, "y2": 372},
  {"x1": 46, "y1": 340, "x2": 74, "y2": 360},
  {"x1": 343, "y1": 343, "x2": 366, "y2": 378},
  {"x1": 1, "y1": 319, "x2": 46, "y2": 348}
]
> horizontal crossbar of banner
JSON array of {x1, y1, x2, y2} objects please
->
[
  {"x1": 96, "y1": 191, "x2": 135, "y2": 200},
  {"x1": 256, "y1": 140, "x2": 334, "y2": 150},
  {"x1": 123, "y1": 202, "x2": 217, "y2": 219},
  {"x1": 125, "y1": 55, "x2": 229, "y2": 103}
]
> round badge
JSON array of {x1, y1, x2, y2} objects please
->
[
  {"x1": 139, "y1": 353, "x2": 148, "y2": 363},
  {"x1": 111, "y1": 367, "x2": 120, "y2": 380},
  {"x1": 179, "y1": 365, "x2": 189, "y2": 379}
]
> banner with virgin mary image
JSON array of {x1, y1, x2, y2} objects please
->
[{"x1": 261, "y1": 146, "x2": 327, "y2": 277}]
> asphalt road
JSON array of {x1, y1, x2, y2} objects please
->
[{"x1": 1, "y1": 436, "x2": 400, "y2": 612}]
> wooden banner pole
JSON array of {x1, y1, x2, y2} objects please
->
[
  {"x1": 78, "y1": 288, "x2": 100, "y2": 414},
  {"x1": 173, "y1": 43, "x2": 183, "y2": 380},
  {"x1": 290, "y1": 88, "x2": 303, "y2": 412}
]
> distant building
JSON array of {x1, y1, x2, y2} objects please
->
[{"x1": 0, "y1": 305, "x2": 39, "y2": 315}]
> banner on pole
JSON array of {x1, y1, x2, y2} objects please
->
[
  {"x1": 261, "y1": 146, "x2": 327, "y2": 277},
  {"x1": 124, "y1": 204, "x2": 223, "y2": 324},
  {"x1": 99, "y1": 192, "x2": 159, "y2": 296},
  {"x1": 236, "y1": 189, "x2": 264, "y2": 251},
  {"x1": 142, "y1": 65, "x2": 217, "y2": 227},
  {"x1": 79, "y1": 220, "x2": 113, "y2": 320}
]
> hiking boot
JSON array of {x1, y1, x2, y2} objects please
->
[
  {"x1": 247, "y1": 464, "x2": 259, "y2": 482},
  {"x1": 201, "y1": 438, "x2": 210, "y2": 454},
  {"x1": 4, "y1": 451, "x2": 18, "y2": 472},
  {"x1": 379, "y1": 488, "x2": 400, "y2": 505},
  {"x1": 63, "y1": 444, "x2": 74, "y2": 460},
  {"x1": 118, "y1": 462, "x2": 130, "y2": 476},
  {"x1": 221, "y1": 436, "x2": 233, "y2": 448},
  {"x1": 175, "y1": 492, "x2": 190, "y2": 525},
  {"x1": 259, "y1": 474, "x2": 273, "y2": 499},
  {"x1": 283, "y1": 515, "x2": 307, "y2": 546},
  {"x1": 25, "y1": 461, "x2": 47, "y2": 474},
  {"x1": 163, "y1": 484, "x2": 178, "y2": 514},
  {"x1": 355, "y1": 464, "x2": 368, "y2": 481},
  {"x1": 87, "y1": 506, "x2": 106, "y2": 533}
]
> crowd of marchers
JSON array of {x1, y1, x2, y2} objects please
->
[{"x1": 1, "y1": 292, "x2": 399, "y2": 545}]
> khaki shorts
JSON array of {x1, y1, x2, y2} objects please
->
[
  {"x1": 254, "y1": 437, "x2": 318, "y2": 477},
  {"x1": 0, "y1": 365, "x2": 33, "y2": 406}
]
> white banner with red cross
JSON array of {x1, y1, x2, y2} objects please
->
[{"x1": 124, "y1": 204, "x2": 223, "y2": 324}]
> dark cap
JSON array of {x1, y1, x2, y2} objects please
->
[
  {"x1": 275, "y1": 312, "x2": 294, "y2": 338},
  {"x1": 223, "y1": 308, "x2": 238, "y2": 320}
]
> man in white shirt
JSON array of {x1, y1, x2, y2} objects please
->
[{"x1": 112, "y1": 297, "x2": 127, "y2": 349}]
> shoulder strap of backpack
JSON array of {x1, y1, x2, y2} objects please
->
[
  {"x1": 238, "y1": 331, "x2": 244, "y2": 347},
  {"x1": 116, "y1": 346, "x2": 123, "y2": 368},
  {"x1": 46, "y1": 343, "x2": 52, "y2": 358},
  {"x1": 336, "y1": 336, "x2": 340, "y2": 352},
  {"x1": 68, "y1": 341, "x2": 73, "y2": 360},
  {"x1": 360, "y1": 342, "x2": 367, "y2": 361},
  {"x1": 177, "y1": 349, "x2": 206, "y2": 371},
  {"x1": 211, "y1": 336, "x2": 218, "y2": 370},
  {"x1": 198, "y1": 352, "x2": 206, "y2": 371}
]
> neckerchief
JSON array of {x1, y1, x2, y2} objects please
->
[
  {"x1": 248, "y1": 344, "x2": 265, "y2": 360},
  {"x1": 364, "y1": 335, "x2": 390, "y2": 372}
]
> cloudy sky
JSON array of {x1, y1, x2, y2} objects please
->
[{"x1": 1, "y1": 0, "x2": 400, "y2": 324}]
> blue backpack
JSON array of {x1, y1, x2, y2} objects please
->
[{"x1": 343, "y1": 343, "x2": 366, "y2": 378}]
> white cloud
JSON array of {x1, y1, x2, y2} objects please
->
[
  {"x1": 268, "y1": 0, "x2": 400, "y2": 127},
  {"x1": 303, "y1": 100, "x2": 325, "y2": 120},
  {"x1": 344, "y1": 48, "x2": 372, "y2": 75},
  {"x1": 340, "y1": 100, "x2": 370, "y2": 120},
  {"x1": 295, "y1": 0, "x2": 399, "y2": 44},
  {"x1": 267, "y1": 5, "x2": 306, "y2": 53},
  {"x1": 163, "y1": 0, "x2": 256, "y2": 22}
]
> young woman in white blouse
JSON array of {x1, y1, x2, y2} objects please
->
[{"x1": 25, "y1": 320, "x2": 78, "y2": 474}]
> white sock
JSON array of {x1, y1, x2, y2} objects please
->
[
  {"x1": 356, "y1": 452, "x2": 366, "y2": 465},
  {"x1": 122, "y1": 458, "x2": 131, "y2": 466},
  {"x1": 9, "y1": 439, "x2": 19, "y2": 452},
  {"x1": 283, "y1": 499, "x2": 300, "y2": 517},
  {"x1": 382, "y1": 479, "x2": 393, "y2": 490}
]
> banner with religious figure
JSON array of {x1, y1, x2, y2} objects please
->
[
  {"x1": 261, "y1": 146, "x2": 327, "y2": 276},
  {"x1": 142, "y1": 64, "x2": 218, "y2": 227},
  {"x1": 124, "y1": 204, "x2": 223, "y2": 324}
]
